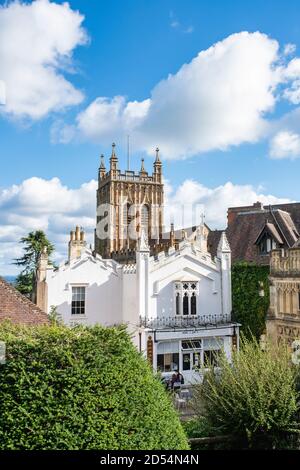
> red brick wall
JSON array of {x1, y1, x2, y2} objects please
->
[{"x1": 0, "y1": 277, "x2": 49, "y2": 325}]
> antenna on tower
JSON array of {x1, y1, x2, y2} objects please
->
[{"x1": 127, "y1": 135, "x2": 130, "y2": 171}]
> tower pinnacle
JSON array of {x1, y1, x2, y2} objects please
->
[
  {"x1": 99, "y1": 154, "x2": 106, "y2": 179},
  {"x1": 153, "y1": 147, "x2": 162, "y2": 182}
]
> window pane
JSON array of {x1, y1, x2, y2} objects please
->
[
  {"x1": 182, "y1": 340, "x2": 201, "y2": 350},
  {"x1": 191, "y1": 294, "x2": 197, "y2": 315},
  {"x1": 176, "y1": 293, "x2": 180, "y2": 315},
  {"x1": 203, "y1": 338, "x2": 223, "y2": 350},
  {"x1": 164, "y1": 353, "x2": 172, "y2": 372},
  {"x1": 204, "y1": 350, "x2": 221, "y2": 367},
  {"x1": 182, "y1": 353, "x2": 191, "y2": 371},
  {"x1": 172, "y1": 353, "x2": 179, "y2": 371},
  {"x1": 183, "y1": 294, "x2": 189, "y2": 315},
  {"x1": 193, "y1": 352, "x2": 201, "y2": 369},
  {"x1": 157, "y1": 354, "x2": 164, "y2": 372},
  {"x1": 71, "y1": 287, "x2": 86, "y2": 315}
]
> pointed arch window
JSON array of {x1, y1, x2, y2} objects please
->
[
  {"x1": 122, "y1": 203, "x2": 129, "y2": 237},
  {"x1": 174, "y1": 282, "x2": 199, "y2": 317}
]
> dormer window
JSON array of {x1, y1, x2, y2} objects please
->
[
  {"x1": 174, "y1": 282, "x2": 199, "y2": 316},
  {"x1": 259, "y1": 234, "x2": 276, "y2": 254},
  {"x1": 255, "y1": 222, "x2": 282, "y2": 255}
]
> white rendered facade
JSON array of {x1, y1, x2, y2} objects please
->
[{"x1": 40, "y1": 225, "x2": 239, "y2": 384}]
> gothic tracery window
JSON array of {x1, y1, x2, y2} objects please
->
[{"x1": 174, "y1": 282, "x2": 199, "y2": 316}]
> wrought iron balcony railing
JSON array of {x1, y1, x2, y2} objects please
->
[{"x1": 139, "y1": 313, "x2": 231, "y2": 329}]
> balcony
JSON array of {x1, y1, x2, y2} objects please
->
[
  {"x1": 270, "y1": 249, "x2": 300, "y2": 276},
  {"x1": 139, "y1": 313, "x2": 231, "y2": 329}
]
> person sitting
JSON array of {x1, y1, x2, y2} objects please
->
[{"x1": 171, "y1": 371, "x2": 184, "y2": 391}]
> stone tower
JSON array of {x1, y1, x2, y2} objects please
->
[{"x1": 95, "y1": 143, "x2": 164, "y2": 261}]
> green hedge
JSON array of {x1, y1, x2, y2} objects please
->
[
  {"x1": 0, "y1": 322, "x2": 188, "y2": 450},
  {"x1": 232, "y1": 262, "x2": 270, "y2": 339}
]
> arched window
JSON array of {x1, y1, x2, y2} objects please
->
[
  {"x1": 122, "y1": 203, "x2": 133, "y2": 239},
  {"x1": 183, "y1": 293, "x2": 189, "y2": 316},
  {"x1": 191, "y1": 293, "x2": 197, "y2": 315}
]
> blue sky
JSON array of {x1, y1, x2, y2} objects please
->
[{"x1": 1, "y1": 0, "x2": 300, "y2": 274}]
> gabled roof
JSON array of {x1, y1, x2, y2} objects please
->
[
  {"x1": 272, "y1": 209, "x2": 299, "y2": 246},
  {"x1": 254, "y1": 222, "x2": 284, "y2": 245},
  {"x1": 0, "y1": 277, "x2": 49, "y2": 325},
  {"x1": 218, "y1": 202, "x2": 300, "y2": 265}
]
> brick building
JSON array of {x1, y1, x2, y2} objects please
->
[
  {"x1": 0, "y1": 277, "x2": 49, "y2": 325},
  {"x1": 208, "y1": 202, "x2": 300, "y2": 266}
]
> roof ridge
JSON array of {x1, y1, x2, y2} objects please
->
[{"x1": 270, "y1": 209, "x2": 291, "y2": 247}]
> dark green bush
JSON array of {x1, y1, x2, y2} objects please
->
[
  {"x1": 0, "y1": 322, "x2": 188, "y2": 450},
  {"x1": 192, "y1": 338, "x2": 300, "y2": 449},
  {"x1": 232, "y1": 262, "x2": 270, "y2": 339}
]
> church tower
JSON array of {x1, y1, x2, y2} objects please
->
[{"x1": 95, "y1": 143, "x2": 164, "y2": 261}]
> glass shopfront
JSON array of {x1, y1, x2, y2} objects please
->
[
  {"x1": 157, "y1": 341, "x2": 179, "y2": 372},
  {"x1": 181, "y1": 337, "x2": 224, "y2": 372},
  {"x1": 155, "y1": 337, "x2": 225, "y2": 377}
]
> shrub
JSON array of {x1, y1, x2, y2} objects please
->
[
  {"x1": 0, "y1": 322, "x2": 189, "y2": 450},
  {"x1": 192, "y1": 338, "x2": 300, "y2": 449}
]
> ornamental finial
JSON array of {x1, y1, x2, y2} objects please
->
[
  {"x1": 111, "y1": 142, "x2": 117, "y2": 158},
  {"x1": 155, "y1": 147, "x2": 160, "y2": 163},
  {"x1": 100, "y1": 154, "x2": 105, "y2": 169}
]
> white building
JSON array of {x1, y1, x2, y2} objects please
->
[{"x1": 38, "y1": 223, "x2": 239, "y2": 384}]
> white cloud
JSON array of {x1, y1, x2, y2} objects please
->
[
  {"x1": 0, "y1": 79, "x2": 6, "y2": 105},
  {"x1": 165, "y1": 179, "x2": 291, "y2": 230},
  {"x1": 284, "y1": 43, "x2": 296, "y2": 56},
  {"x1": 0, "y1": 0, "x2": 88, "y2": 120},
  {"x1": 0, "y1": 177, "x2": 97, "y2": 275},
  {"x1": 74, "y1": 96, "x2": 151, "y2": 143},
  {"x1": 269, "y1": 130, "x2": 300, "y2": 160},
  {"x1": 59, "y1": 31, "x2": 283, "y2": 158},
  {"x1": 0, "y1": 175, "x2": 291, "y2": 275},
  {"x1": 55, "y1": 31, "x2": 300, "y2": 160}
]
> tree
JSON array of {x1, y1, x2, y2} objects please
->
[
  {"x1": 0, "y1": 323, "x2": 189, "y2": 450},
  {"x1": 14, "y1": 231, "x2": 54, "y2": 302}
]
